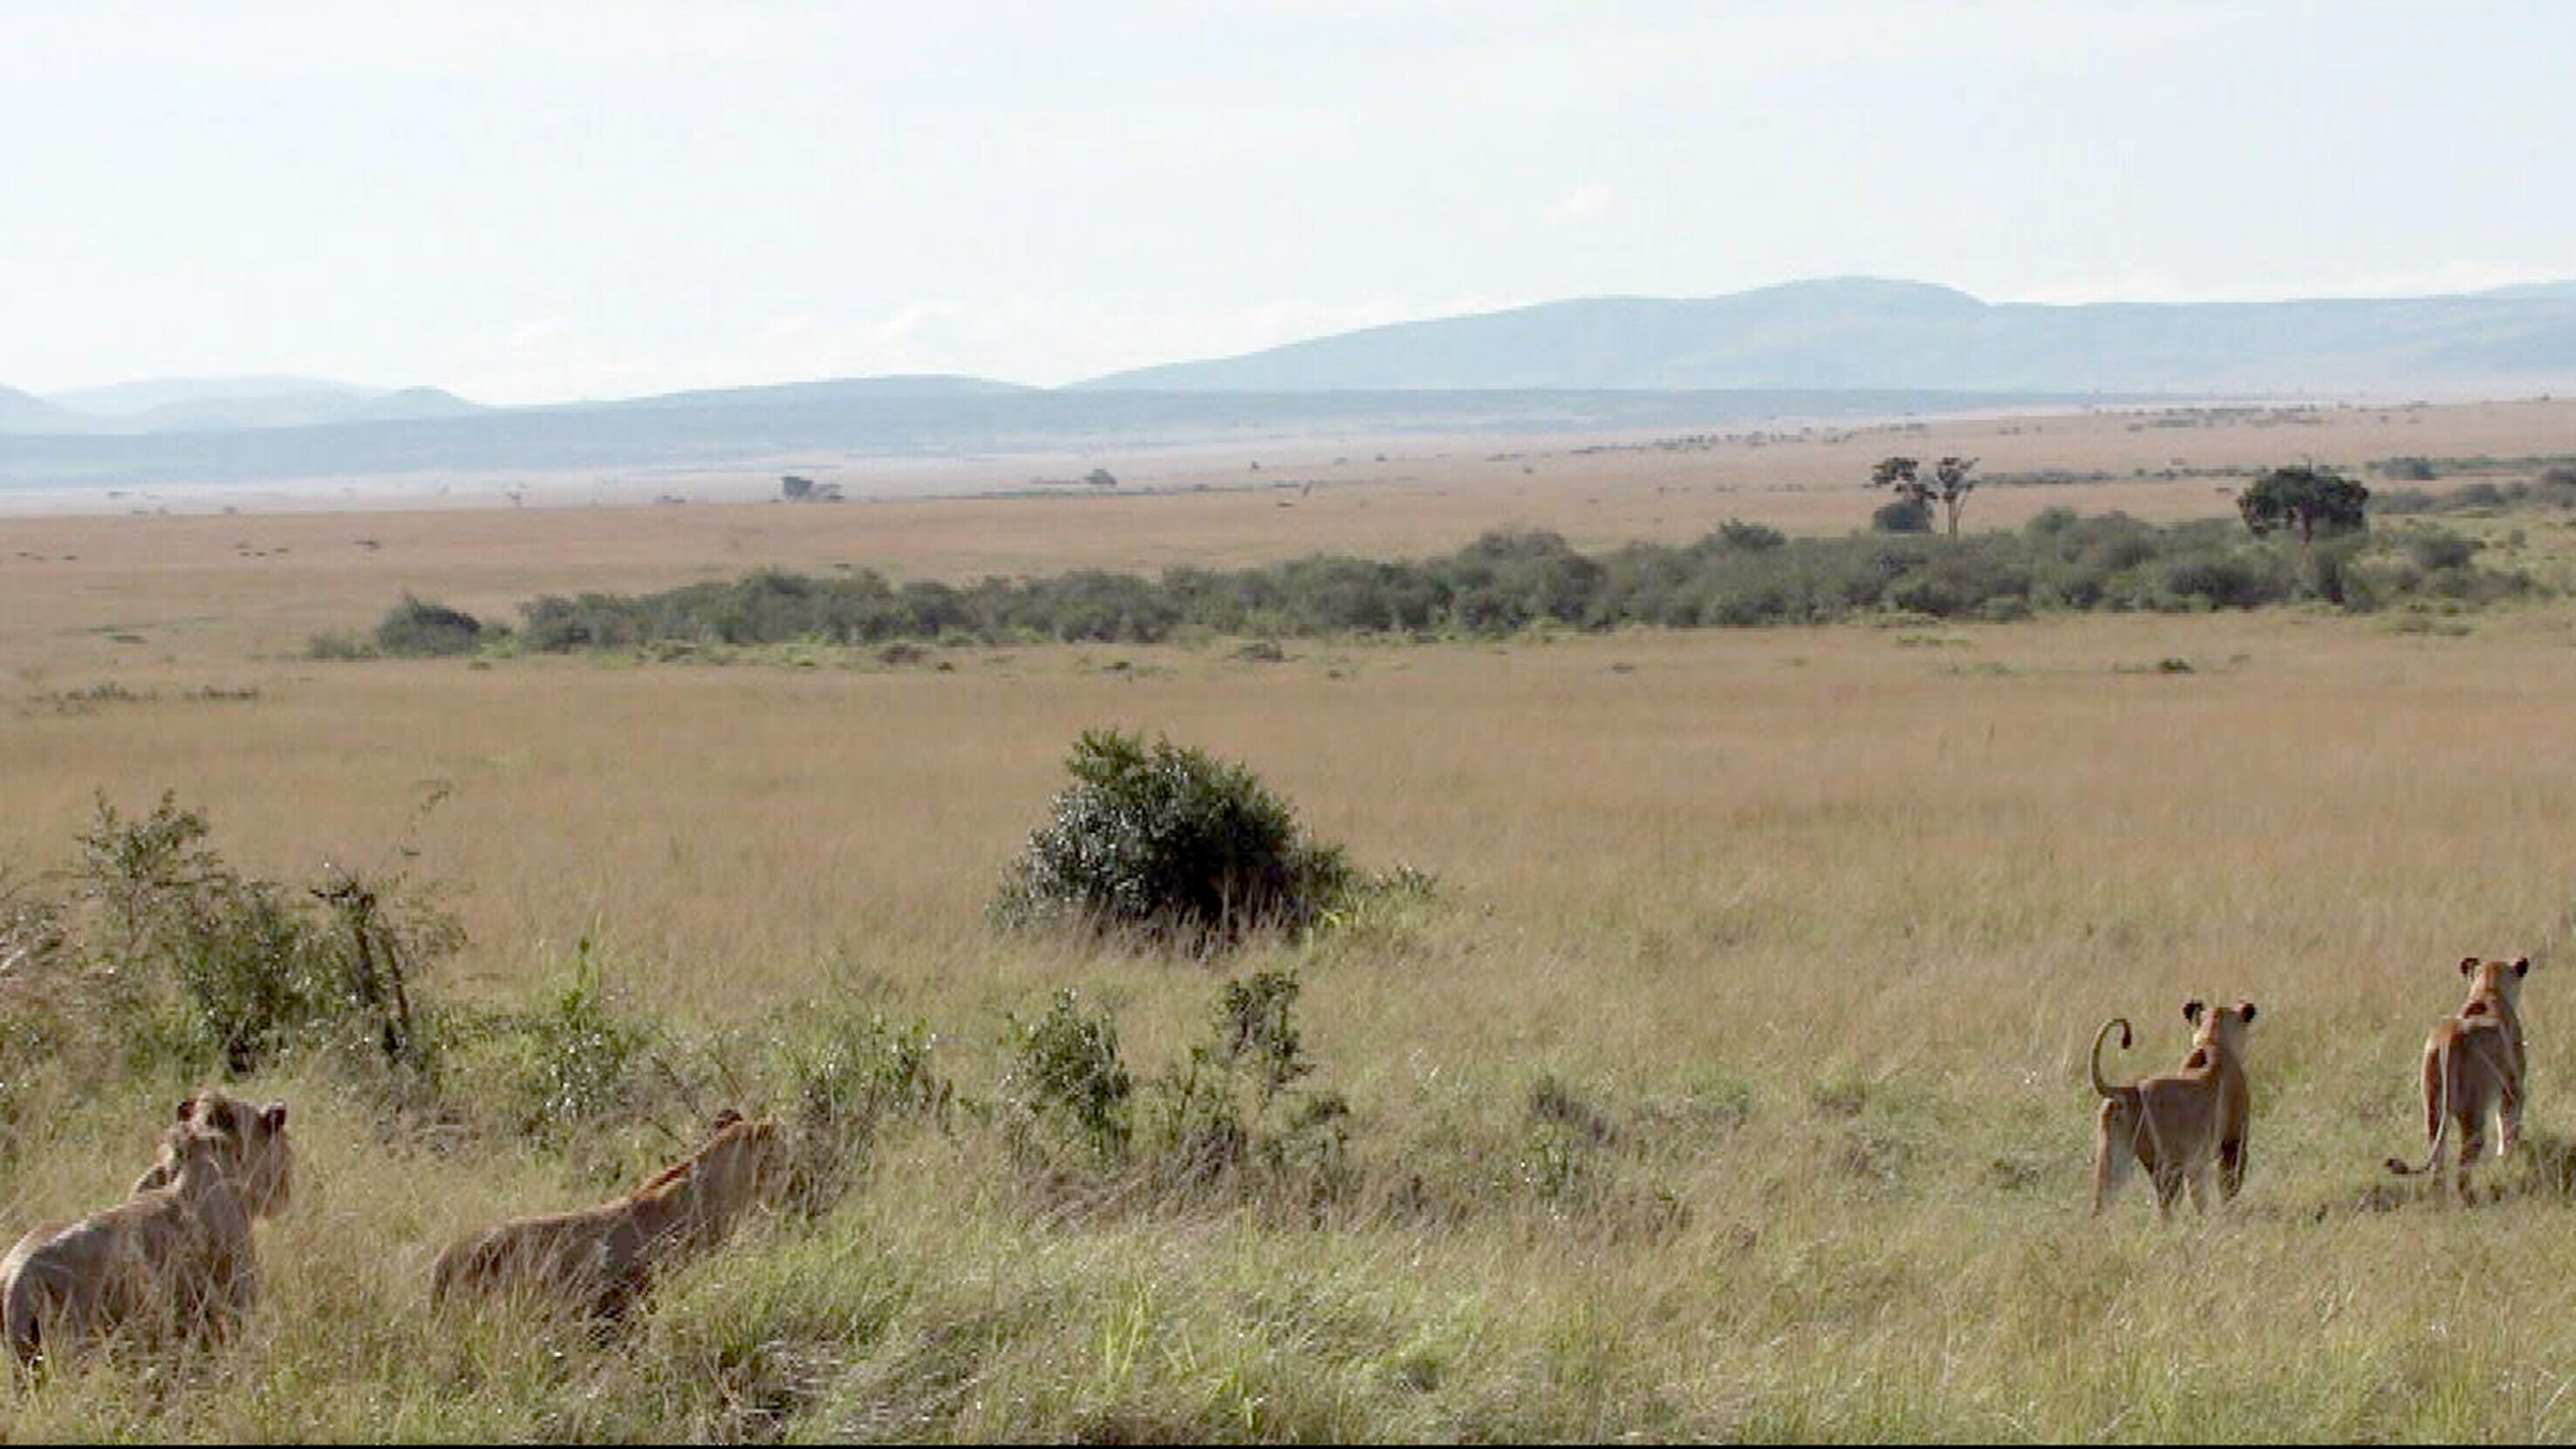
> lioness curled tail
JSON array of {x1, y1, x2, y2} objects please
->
[
  {"x1": 2388, "y1": 954, "x2": 2531, "y2": 1200},
  {"x1": 0, "y1": 1097, "x2": 291, "y2": 1366},
  {"x1": 2090, "y1": 999, "x2": 2257, "y2": 1218},
  {"x1": 432, "y1": 1110, "x2": 789, "y2": 1322}
]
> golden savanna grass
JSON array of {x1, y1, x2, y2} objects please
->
[{"x1": 4, "y1": 398, "x2": 2576, "y2": 1439}]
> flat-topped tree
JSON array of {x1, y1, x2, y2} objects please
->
[
  {"x1": 1870, "y1": 455, "x2": 1980, "y2": 537},
  {"x1": 2237, "y1": 464, "x2": 2370, "y2": 541}
]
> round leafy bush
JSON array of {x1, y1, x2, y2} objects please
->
[
  {"x1": 993, "y1": 729, "x2": 1353, "y2": 950},
  {"x1": 375, "y1": 593, "x2": 485, "y2": 656}
]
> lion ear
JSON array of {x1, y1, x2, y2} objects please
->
[
  {"x1": 2461, "y1": 956, "x2": 2483, "y2": 976},
  {"x1": 176, "y1": 1097, "x2": 198, "y2": 1122},
  {"x1": 261, "y1": 1102, "x2": 288, "y2": 1131},
  {"x1": 2515, "y1": 957, "x2": 2532, "y2": 977},
  {"x1": 2237, "y1": 1001, "x2": 2258, "y2": 1024},
  {"x1": 2183, "y1": 1000, "x2": 2206, "y2": 1025},
  {"x1": 709, "y1": 1109, "x2": 744, "y2": 1131}
]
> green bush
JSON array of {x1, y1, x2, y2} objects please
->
[
  {"x1": 72, "y1": 793, "x2": 457, "y2": 1078},
  {"x1": 2406, "y1": 530, "x2": 2481, "y2": 571},
  {"x1": 1005, "y1": 988, "x2": 1132, "y2": 1163},
  {"x1": 375, "y1": 593, "x2": 486, "y2": 656},
  {"x1": 1871, "y1": 497, "x2": 1934, "y2": 534},
  {"x1": 480, "y1": 943, "x2": 654, "y2": 1138},
  {"x1": 770, "y1": 1005, "x2": 946, "y2": 1216},
  {"x1": 993, "y1": 729, "x2": 1356, "y2": 951},
  {"x1": 1151, "y1": 971, "x2": 1350, "y2": 1199}
]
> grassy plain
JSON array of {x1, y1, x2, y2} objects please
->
[{"x1": 4, "y1": 398, "x2": 2576, "y2": 1439}]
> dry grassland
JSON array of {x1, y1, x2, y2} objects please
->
[{"x1": 3, "y1": 397, "x2": 2576, "y2": 1439}]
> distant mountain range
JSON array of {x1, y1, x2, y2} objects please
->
[
  {"x1": 1077, "y1": 278, "x2": 2576, "y2": 393},
  {"x1": 12, "y1": 376, "x2": 488, "y2": 434},
  {"x1": 6, "y1": 278, "x2": 2574, "y2": 489}
]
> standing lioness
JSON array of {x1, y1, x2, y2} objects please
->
[
  {"x1": 2090, "y1": 999, "x2": 2257, "y2": 1218},
  {"x1": 1, "y1": 1094, "x2": 292, "y2": 1367},
  {"x1": 2388, "y1": 954, "x2": 2531, "y2": 1200}
]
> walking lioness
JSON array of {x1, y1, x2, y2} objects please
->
[
  {"x1": 2388, "y1": 954, "x2": 2531, "y2": 1200},
  {"x1": 431, "y1": 1110, "x2": 789, "y2": 1322},
  {"x1": 2090, "y1": 999, "x2": 2257, "y2": 1218}
]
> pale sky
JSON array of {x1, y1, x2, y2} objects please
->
[{"x1": 4, "y1": 0, "x2": 2571, "y2": 403}]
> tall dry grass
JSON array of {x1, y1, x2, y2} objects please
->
[
  {"x1": 5, "y1": 603, "x2": 2576, "y2": 1439},
  {"x1": 9, "y1": 405, "x2": 2576, "y2": 1438}
]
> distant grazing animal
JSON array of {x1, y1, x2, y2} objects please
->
[
  {"x1": 2388, "y1": 955, "x2": 2531, "y2": 1200},
  {"x1": 431, "y1": 1110, "x2": 789, "y2": 1321},
  {"x1": 2090, "y1": 999, "x2": 2258, "y2": 1217},
  {"x1": 1, "y1": 1094, "x2": 294, "y2": 1366}
]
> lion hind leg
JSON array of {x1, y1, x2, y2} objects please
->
[
  {"x1": 2453, "y1": 1112, "x2": 2488, "y2": 1202},
  {"x1": 2093, "y1": 1099, "x2": 2135, "y2": 1214},
  {"x1": 2150, "y1": 1160, "x2": 2187, "y2": 1220}
]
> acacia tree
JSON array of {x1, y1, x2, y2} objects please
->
[
  {"x1": 2237, "y1": 465, "x2": 2370, "y2": 541},
  {"x1": 1869, "y1": 455, "x2": 1981, "y2": 537}
]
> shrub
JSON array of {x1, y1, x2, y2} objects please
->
[
  {"x1": 1713, "y1": 519, "x2": 1787, "y2": 552},
  {"x1": 1871, "y1": 497, "x2": 1934, "y2": 534},
  {"x1": 2406, "y1": 530, "x2": 2481, "y2": 571},
  {"x1": 992, "y1": 729, "x2": 1355, "y2": 951},
  {"x1": 472, "y1": 942, "x2": 654, "y2": 1138},
  {"x1": 1006, "y1": 988, "x2": 1132, "y2": 1163},
  {"x1": 1151, "y1": 971, "x2": 1350, "y2": 1198},
  {"x1": 72, "y1": 792, "x2": 458, "y2": 1077},
  {"x1": 375, "y1": 593, "x2": 485, "y2": 657},
  {"x1": 771, "y1": 1005, "x2": 946, "y2": 1215}
]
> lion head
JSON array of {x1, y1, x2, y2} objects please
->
[
  {"x1": 647, "y1": 1109, "x2": 791, "y2": 1225},
  {"x1": 134, "y1": 1090, "x2": 293, "y2": 1219}
]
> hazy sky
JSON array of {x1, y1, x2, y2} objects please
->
[{"x1": 5, "y1": 1, "x2": 2572, "y2": 403}]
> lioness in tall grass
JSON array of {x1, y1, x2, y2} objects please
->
[
  {"x1": 431, "y1": 1110, "x2": 789, "y2": 1322},
  {"x1": 2387, "y1": 954, "x2": 2531, "y2": 1200},
  {"x1": 2090, "y1": 999, "x2": 2256, "y2": 1218},
  {"x1": 1, "y1": 1094, "x2": 294, "y2": 1366}
]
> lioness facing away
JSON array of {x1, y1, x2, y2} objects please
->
[
  {"x1": 432, "y1": 1110, "x2": 789, "y2": 1322},
  {"x1": 2090, "y1": 999, "x2": 2257, "y2": 1218},
  {"x1": 1, "y1": 1095, "x2": 293, "y2": 1366},
  {"x1": 2388, "y1": 954, "x2": 2532, "y2": 1200}
]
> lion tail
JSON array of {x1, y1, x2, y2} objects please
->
[
  {"x1": 2089, "y1": 1018, "x2": 2135, "y2": 1100},
  {"x1": 2387, "y1": 1037, "x2": 2455, "y2": 1177},
  {"x1": 3, "y1": 1265, "x2": 40, "y2": 1367}
]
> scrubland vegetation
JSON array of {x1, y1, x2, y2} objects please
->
[
  {"x1": 8, "y1": 438, "x2": 2576, "y2": 1440},
  {"x1": 333, "y1": 503, "x2": 2544, "y2": 661}
]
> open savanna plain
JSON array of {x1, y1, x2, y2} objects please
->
[{"x1": 5, "y1": 397, "x2": 2576, "y2": 1440}]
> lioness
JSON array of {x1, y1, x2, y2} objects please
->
[
  {"x1": 133, "y1": 1090, "x2": 295, "y2": 1217},
  {"x1": 431, "y1": 1110, "x2": 789, "y2": 1321},
  {"x1": 2090, "y1": 999, "x2": 2257, "y2": 1218},
  {"x1": 2387, "y1": 954, "x2": 2532, "y2": 1200},
  {"x1": 0, "y1": 1118, "x2": 279, "y2": 1366}
]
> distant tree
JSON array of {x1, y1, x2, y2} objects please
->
[
  {"x1": 781, "y1": 475, "x2": 817, "y2": 502},
  {"x1": 1927, "y1": 455, "x2": 1980, "y2": 537},
  {"x1": 1085, "y1": 468, "x2": 1119, "y2": 489},
  {"x1": 2237, "y1": 465, "x2": 2370, "y2": 541},
  {"x1": 1872, "y1": 455, "x2": 1980, "y2": 537}
]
